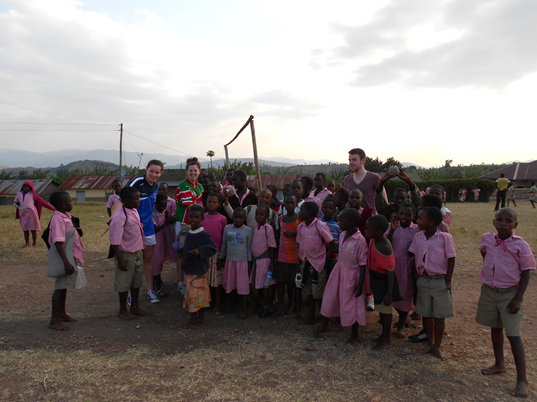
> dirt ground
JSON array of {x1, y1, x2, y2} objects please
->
[{"x1": 1, "y1": 202, "x2": 536, "y2": 401}]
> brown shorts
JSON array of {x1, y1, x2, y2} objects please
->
[
  {"x1": 415, "y1": 275, "x2": 454, "y2": 319},
  {"x1": 114, "y1": 250, "x2": 144, "y2": 293},
  {"x1": 476, "y1": 284, "x2": 523, "y2": 337}
]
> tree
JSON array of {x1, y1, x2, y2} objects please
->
[
  {"x1": 445, "y1": 159, "x2": 453, "y2": 167},
  {"x1": 206, "y1": 150, "x2": 215, "y2": 169}
]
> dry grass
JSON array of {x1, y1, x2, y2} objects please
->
[{"x1": 1, "y1": 201, "x2": 537, "y2": 401}]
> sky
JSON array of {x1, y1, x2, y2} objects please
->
[{"x1": 0, "y1": 0, "x2": 536, "y2": 167}]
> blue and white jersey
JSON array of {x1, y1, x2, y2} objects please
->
[{"x1": 129, "y1": 176, "x2": 158, "y2": 237}]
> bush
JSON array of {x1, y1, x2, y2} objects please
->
[{"x1": 383, "y1": 178, "x2": 495, "y2": 203}]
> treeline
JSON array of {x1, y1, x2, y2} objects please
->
[{"x1": 0, "y1": 166, "x2": 139, "y2": 184}]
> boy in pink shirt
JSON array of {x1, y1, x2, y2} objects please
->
[
  {"x1": 476, "y1": 208, "x2": 534, "y2": 398},
  {"x1": 409, "y1": 206, "x2": 456, "y2": 361},
  {"x1": 109, "y1": 187, "x2": 150, "y2": 321},
  {"x1": 297, "y1": 202, "x2": 335, "y2": 324}
]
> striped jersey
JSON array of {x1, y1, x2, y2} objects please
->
[{"x1": 174, "y1": 179, "x2": 204, "y2": 224}]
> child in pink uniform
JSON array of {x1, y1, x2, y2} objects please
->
[
  {"x1": 386, "y1": 203, "x2": 419, "y2": 338},
  {"x1": 47, "y1": 192, "x2": 83, "y2": 331},
  {"x1": 106, "y1": 179, "x2": 122, "y2": 217},
  {"x1": 219, "y1": 208, "x2": 252, "y2": 320},
  {"x1": 314, "y1": 208, "x2": 368, "y2": 343},
  {"x1": 476, "y1": 208, "x2": 534, "y2": 398},
  {"x1": 409, "y1": 206, "x2": 456, "y2": 361},
  {"x1": 157, "y1": 183, "x2": 177, "y2": 217},
  {"x1": 152, "y1": 194, "x2": 177, "y2": 297},
  {"x1": 428, "y1": 185, "x2": 452, "y2": 227},
  {"x1": 14, "y1": 180, "x2": 55, "y2": 247},
  {"x1": 201, "y1": 193, "x2": 228, "y2": 313},
  {"x1": 250, "y1": 204, "x2": 277, "y2": 318}
]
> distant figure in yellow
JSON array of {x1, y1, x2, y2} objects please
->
[{"x1": 494, "y1": 174, "x2": 510, "y2": 211}]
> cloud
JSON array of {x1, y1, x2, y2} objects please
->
[{"x1": 320, "y1": 0, "x2": 537, "y2": 90}]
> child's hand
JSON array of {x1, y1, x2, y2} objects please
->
[
  {"x1": 382, "y1": 294, "x2": 392, "y2": 306},
  {"x1": 177, "y1": 251, "x2": 183, "y2": 258},
  {"x1": 64, "y1": 262, "x2": 76, "y2": 275},
  {"x1": 190, "y1": 248, "x2": 200, "y2": 256},
  {"x1": 218, "y1": 259, "x2": 225, "y2": 269},
  {"x1": 354, "y1": 284, "x2": 363, "y2": 298},
  {"x1": 390, "y1": 215, "x2": 398, "y2": 230},
  {"x1": 334, "y1": 215, "x2": 339, "y2": 222},
  {"x1": 116, "y1": 259, "x2": 128, "y2": 272},
  {"x1": 380, "y1": 170, "x2": 392, "y2": 181},
  {"x1": 445, "y1": 278, "x2": 451, "y2": 291},
  {"x1": 397, "y1": 168, "x2": 410, "y2": 182},
  {"x1": 283, "y1": 230, "x2": 297, "y2": 238},
  {"x1": 507, "y1": 298, "x2": 522, "y2": 314}
]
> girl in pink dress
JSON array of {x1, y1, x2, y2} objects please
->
[
  {"x1": 386, "y1": 203, "x2": 419, "y2": 338},
  {"x1": 14, "y1": 180, "x2": 55, "y2": 247},
  {"x1": 152, "y1": 194, "x2": 177, "y2": 296},
  {"x1": 314, "y1": 208, "x2": 368, "y2": 344}
]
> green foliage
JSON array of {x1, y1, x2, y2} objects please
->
[
  {"x1": 383, "y1": 178, "x2": 495, "y2": 203},
  {"x1": 365, "y1": 156, "x2": 402, "y2": 173},
  {"x1": 415, "y1": 163, "x2": 510, "y2": 181},
  {"x1": 0, "y1": 169, "x2": 13, "y2": 180}
]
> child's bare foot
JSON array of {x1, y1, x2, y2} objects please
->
[
  {"x1": 481, "y1": 364, "x2": 506, "y2": 375},
  {"x1": 237, "y1": 312, "x2": 249, "y2": 320},
  {"x1": 302, "y1": 316, "x2": 316, "y2": 325},
  {"x1": 421, "y1": 344, "x2": 434, "y2": 354},
  {"x1": 511, "y1": 381, "x2": 529, "y2": 398},
  {"x1": 197, "y1": 317, "x2": 206, "y2": 323},
  {"x1": 32, "y1": 243, "x2": 37, "y2": 247},
  {"x1": 272, "y1": 309, "x2": 285, "y2": 318},
  {"x1": 410, "y1": 312, "x2": 422, "y2": 321},
  {"x1": 22, "y1": 244, "x2": 30, "y2": 248},
  {"x1": 373, "y1": 340, "x2": 392, "y2": 351},
  {"x1": 130, "y1": 308, "x2": 151, "y2": 316},
  {"x1": 372, "y1": 335, "x2": 383, "y2": 344},
  {"x1": 118, "y1": 311, "x2": 138, "y2": 321},
  {"x1": 347, "y1": 335, "x2": 359, "y2": 344},
  {"x1": 394, "y1": 329, "x2": 405, "y2": 339},
  {"x1": 60, "y1": 314, "x2": 78, "y2": 322},
  {"x1": 48, "y1": 322, "x2": 71, "y2": 331},
  {"x1": 431, "y1": 347, "x2": 447, "y2": 361},
  {"x1": 181, "y1": 322, "x2": 198, "y2": 329}
]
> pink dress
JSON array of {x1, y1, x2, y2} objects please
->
[
  {"x1": 14, "y1": 192, "x2": 41, "y2": 231},
  {"x1": 321, "y1": 230, "x2": 369, "y2": 326},
  {"x1": 388, "y1": 222, "x2": 419, "y2": 312},
  {"x1": 152, "y1": 209, "x2": 177, "y2": 275},
  {"x1": 250, "y1": 223, "x2": 277, "y2": 289},
  {"x1": 201, "y1": 213, "x2": 227, "y2": 286}
]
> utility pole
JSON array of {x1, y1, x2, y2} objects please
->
[
  {"x1": 119, "y1": 123, "x2": 123, "y2": 177},
  {"x1": 249, "y1": 118, "x2": 262, "y2": 192}
]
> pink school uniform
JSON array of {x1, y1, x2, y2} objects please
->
[
  {"x1": 296, "y1": 218, "x2": 334, "y2": 273},
  {"x1": 387, "y1": 222, "x2": 419, "y2": 312},
  {"x1": 14, "y1": 181, "x2": 55, "y2": 231},
  {"x1": 303, "y1": 193, "x2": 323, "y2": 218},
  {"x1": 201, "y1": 213, "x2": 227, "y2": 286},
  {"x1": 441, "y1": 206, "x2": 452, "y2": 228},
  {"x1": 109, "y1": 207, "x2": 146, "y2": 253},
  {"x1": 409, "y1": 230, "x2": 456, "y2": 276},
  {"x1": 313, "y1": 188, "x2": 332, "y2": 203},
  {"x1": 478, "y1": 233, "x2": 536, "y2": 289},
  {"x1": 107, "y1": 193, "x2": 121, "y2": 211},
  {"x1": 166, "y1": 196, "x2": 176, "y2": 217},
  {"x1": 151, "y1": 208, "x2": 177, "y2": 276},
  {"x1": 321, "y1": 230, "x2": 368, "y2": 326},
  {"x1": 250, "y1": 222, "x2": 277, "y2": 289}
]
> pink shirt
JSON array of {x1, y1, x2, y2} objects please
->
[
  {"x1": 479, "y1": 233, "x2": 535, "y2": 289},
  {"x1": 49, "y1": 211, "x2": 84, "y2": 265},
  {"x1": 313, "y1": 188, "x2": 332, "y2": 203},
  {"x1": 201, "y1": 213, "x2": 228, "y2": 251},
  {"x1": 107, "y1": 193, "x2": 120, "y2": 209},
  {"x1": 304, "y1": 192, "x2": 323, "y2": 218},
  {"x1": 109, "y1": 207, "x2": 146, "y2": 253},
  {"x1": 387, "y1": 222, "x2": 419, "y2": 259},
  {"x1": 337, "y1": 230, "x2": 368, "y2": 268},
  {"x1": 166, "y1": 196, "x2": 176, "y2": 217},
  {"x1": 409, "y1": 230, "x2": 456, "y2": 276},
  {"x1": 251, "y1": 222, "x2": 277, "y2": 258},
  {"x1": 441, "y1": 207, "x2": 452, "y2": 228},
  {"x1": 297, "y1": 219, "x2": 334, "y2": 272}
]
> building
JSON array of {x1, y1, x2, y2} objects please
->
[
  {"x1": 0, "y1": 179, "x2": 59, "y2": 205},
  {"x1": 58, "y1": 175, "x2": 136, "y2": 202},
  {"x1": 480, "y1": 161, "x2": 537, "y2": 200}
]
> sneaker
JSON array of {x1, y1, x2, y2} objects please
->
[
  {"x1": 409, "y1": 330, "x2": 428, "y2": 343},
  {"x1": 127, "y1": 294, "x2": 132, "y2": 306},
  {"x1": 366, "y1": 295, "x2": 375, "y2": 311},
  {"x1": 156, "y1": 287, "x2": 169, "y2": 298},
  {"x1": 177, "y1": 282, "x2": 186, "y2": 296},
  {"x1": 147, "y1": 290, "x2": 160, "y2": 304}
]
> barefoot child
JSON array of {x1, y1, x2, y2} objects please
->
[
  {"x1": 107, "y1": 179, "x2": 122, "y2": 217},
  {"x1": 178, "y1": 205, "x2": 218, "y2": 329},
  {"x1": 109, "y1": 187, "x2": 150, "y2": 321},
  {"x1": 47, "y1": 192, "x2": 83, "y2": 330},
  {"x1": 251, "y1": 204, "x2": 277, "y2": 318},
  {"x1": 409, "y1": 207, "x2": 456, "y2": 360},
  {"x1": 297, "y1": 202, "x2": 335, "y2": 324},
  {"x1": 14, "y1": 180, "x2": 55, "y2": 247},
  {"x1": 476, "y1": 208, "x2": 534, "y2": 398},
  {"x1": 366, "y1": 215, "x2": 397, "y2": 351},
  {"x1": 201, "y1": 193, "x2": 228, "y2": 313},
  {"x1": 274, "y1": 195, "x2": 300, "y2": 317},
  {"x1": 386, "y1": 203, "x2": 419, "y2": 338},
  {"x1": 315, "y1": 208, "x2": 368, "y2": 343},
  {"x1": 320, "y1": 197, "x2": 341, "y2": 277},
  {"x1": 219, "y1": 208, "x2": 252, "y2": 319},
  {"x1": 152, "y1": 193, "x2": 177, "y2": 297}
]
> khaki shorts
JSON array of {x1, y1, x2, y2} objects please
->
[
  {"x1": 415, "y1": 275, "x2": 454, "y2": 319},
  {"x1": 114, "y1": 250, "x2": 144, "y2": 293},
  {"x1": 375, "y1": 303, "x2": 393, "y2": 315},
  {"x1": 476, "y1": 284, "x2": 523, "y2": 337},
  {"x1": 302, "y1": 261, "x2": 327, "y2": 300}
]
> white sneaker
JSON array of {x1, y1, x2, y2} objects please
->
[
  {"x1": 366, "y1": 295, "x2": 375, "y2": 311},
  {"x1": 127, "y1": 294, "x2": 132, "y2": 306},
  {"x1": 147, "y1": 290, "x2": 160, "y2": 304}
]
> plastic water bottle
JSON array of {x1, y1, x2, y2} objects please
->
[
  {"x1": 295, "y1": 273, "x2": 302, "y2": 288},
  {"x1": 263, "y1": 270, "x2": 273, "y2": 289}
]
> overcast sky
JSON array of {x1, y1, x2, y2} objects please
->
[{"x1": 0, "y1": 0, "x2": 535, "y2": 167}]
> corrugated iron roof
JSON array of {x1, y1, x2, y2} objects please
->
[
  {"x1": 58, "y1": 175, "x2": 136, "y2": 190},
  {"x1": 247, "y1": 174, "x2": 302, "y2": 191},
  {"x1": 0, "y1": 179, "x2": 58, "y2": 196},
  {"x1": 480, "y1": 161, "x2": 537, "y2": 180}
]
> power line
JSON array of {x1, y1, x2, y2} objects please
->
[
  {"x1": 0, "y1": 122, "x2": 118, "y2": 126},
  {"x1": 0, "y1": 129, "x2": 117, "y2": 131}
]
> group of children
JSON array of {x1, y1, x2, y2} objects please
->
[{"x1": 13, "y1": 163, "x2": 532, "y2": 399}]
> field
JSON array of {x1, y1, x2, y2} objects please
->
[{"x1": 0, "y1": 201, "x2": 536, "y2": 401}]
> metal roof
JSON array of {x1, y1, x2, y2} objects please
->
[
  {"x1": 480, "y1": 161, "x2": 537, "y2": 181},
  {"x1": 0, "y1": 179, "x2": 58, "y2": 196},
  {"x1": 247, "y1": 174, "x2": 302, "y2": 191},
  {"x1": 58, "y1": 175, "x2": 136, "y2": 190}
]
